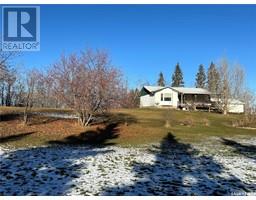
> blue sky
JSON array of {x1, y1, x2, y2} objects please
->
[{"x1": 1, "y1": 5, "x2": 256, "y2": 91}]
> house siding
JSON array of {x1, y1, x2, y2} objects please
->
[
  {"x1": 154, "y1": 88, "x2": 179, "y2": 107},
  {"x1": 140, "y1": 94, "x2": 155, "y2": 107},
  {"x1": 228, "y1": 103, "x2": 244, "y2": 113}
]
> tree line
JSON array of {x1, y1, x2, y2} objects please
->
[
  {"x1": 1, "y1": 47, "x2": 255, "y2": 124},
  {"x1": 157, "y1": 60, "x2": 255, "y2": 114},
  {"x1": 0, "y1": 49, "x2": 140, "y2": 126}
]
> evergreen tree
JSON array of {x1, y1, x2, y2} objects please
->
[
  {"x1": 157, "y1": 72, "x2": 165, "y2": 86},
  {"x1": 195, "y1": 64, "x2": 206, "y2": 88},
  {"x1": 171, "y1": 63, "x2": 184, "y2": 87},
  {"x1": 207, "y1": 62, "x2": 220, "y2": 95}
]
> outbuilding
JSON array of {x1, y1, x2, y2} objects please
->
[{"x1": 227, "y1": 99, "x2": 245, "y2": 113}]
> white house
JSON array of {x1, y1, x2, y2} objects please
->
[
  {"x1": 140, "y1": 86, "x2": 245, "y2": 113},
  {"x1": 140, "y1": 86, "x2": 211, "y2": 109},
  {"x1": 140, "y1": 86, "x2": 179, "y2": 107}
]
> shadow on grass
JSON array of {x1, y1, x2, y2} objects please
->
[
  {"x1": 0, "y1": 113, "x2": 21, "y2": 122},
  {"x1": 0, "y1": 111, "x2": 137, "y2": 126},
  {"x1": 49, "y1": 123, "x2": 119, "y2": 146},
  {"x1": 0, "y1": 112, "x2": 60, "y2": 125},
  {"x1": 0, "y1": 145, "x2": 113, "y2": 195},
  {"x1": 28, "y1": 115, "x2": 61, "y2": 126},
  {"x1": 0, "y1": 112, "x2": 139, "y2": 195},
  {"x1": 48, "y1": 112, "x2": 137, "y2": 147},
  {"x1": 221, "y1": 138, "x2": 256, "y2": 160},
  {"x1": 0, "y1": 131, "x2": 255, "y2": 195},
  {"x1": 102, "y1": 132, "x2": 254, "y2": 195},
  {"x1": 91, "y1": 112, "x2": 137, "y2": 126},
  {"x1": 0, "y1": 132, "x2": 35, "y2": 143},
  {"x1": 0, "y1": 114, "x2": 130, "y2": 195}
]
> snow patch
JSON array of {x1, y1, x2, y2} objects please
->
[{"x1": 0, "y1": 138, "x2": 255, "y2": 195}]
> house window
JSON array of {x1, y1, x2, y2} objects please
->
[
  {"x1": 161, "y1": 93, "x2": 163, "y2": 101},
  {"x1": 164, "y1": 93, "x2": 172, "y2": 101}
]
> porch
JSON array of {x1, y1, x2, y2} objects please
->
[{"x1": 178, "y1": 93, "x2": 212, "y2": 110}]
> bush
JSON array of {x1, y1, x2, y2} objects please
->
[
  {"x1": 201, "y1": 118, "x2": 210, "y2": 126},
  {"x1": 232, "y1": 114, "x2": 256, "y2": 128},
  {"x1": 180, "y1": 117, "x2": 194, "y2": 127}
]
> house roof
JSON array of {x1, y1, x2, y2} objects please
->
[
  {"x1": 144, "y1": 86, "x2": 165, "y2": 93},
  {"x1": 172, "y1": 87, "x2": 211, "y2": 95},
  {"x1": 143, "y1": 86, "x2": 211, "y2": 95},
  {"x1": 228, "y1": 99, "x2": 245, "y2": 105},
  {"x1": 211, "y1": 98, "x2": 245, "y2": 105}
]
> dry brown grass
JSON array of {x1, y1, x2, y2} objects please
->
[
  {"x1": 232, "y1": 114, "x2": 256, "y2": 128},
  {"x1": 1, "y1": 106, "x2": 256, "y2": 148},
  {"x1": 0, "y1": 116, "x2": 84, "y2": 143},
  {"x1": 179, "y1": 117, "x2": 194, "y2": 127}
]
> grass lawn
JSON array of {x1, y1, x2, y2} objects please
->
[
  {"x1": 1, "y1": 107, "x2": 256, "y2": 195},
  {"x1": 0, "y1": 106, "x2": 256, "y2": 148}
]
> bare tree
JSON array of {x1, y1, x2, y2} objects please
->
[
  {"x1": 12, "y1": 79, "x2": 26, "y2": 106},
  {"x1": 0, "y1": 65, "x2": 7, "y2": 105},
  {"x1": 0, "y1": 45, "x2": 19, "y2": 71},
  {"x1": 49, "y1": 50, "x2": 124, "y2": 127},
  {"x1": 23, "y1": 70, "x2": 37, "y2": 125},
  {"x1": 0, "y1": 48, "x2": 20, "y2": 106},
  {"x1": 242, "y1": 88, "x2": 256, "y2": 114},
  {"x1": 0, "y1": 65, "x2": 17, "y2": 106},
  {"x1": 218, "y1": 58, "x2": 247, "y2": 115},
  {"x1": 5, "y1": 69, "x2": 16, "y2": 106},
  {"x1": 230, "y1": 64, "x2": 245, "y2": 100},
  {"x1": 120, "y1": 88, "x2": 140, "y2": 108},
  {"x1": 218, "y1": 58, "x2": 230, "y2": 115},
  {"x1": 31, "y1": 71, "x2": 51, "y2": 108},
  {"x1": 0, "y1": 51, "x2": 17, "y2": 70}
]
